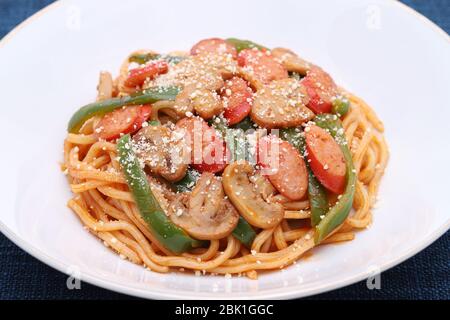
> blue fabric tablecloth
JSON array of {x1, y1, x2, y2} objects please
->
[{"x1": 0, "y1": 0, "x2": 449, "y2": 300}]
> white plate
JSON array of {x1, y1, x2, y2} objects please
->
[{"x1": 0, "y1": 0, "x2": 449, "y2": 300}]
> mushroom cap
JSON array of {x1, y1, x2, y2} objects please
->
[
  {"x1": 271, "y1": 47, "x2": 312, "y2": 76},
  {"x1": 222, "y1": 161, "x2": 284, "y2": 229},
  {"x1": 133, "y1": 125, "x2": 188, "y2": 182},
  {"x1": 168, "y1": 172, "x2": 239, "y2": 240}
]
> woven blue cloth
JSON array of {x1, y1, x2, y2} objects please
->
[{"x1": 0, "y1": 0, "x2": 449, "y2": 300}]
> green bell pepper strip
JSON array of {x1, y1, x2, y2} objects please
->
[
  {"x1": 232, "y1": 217, "x2": 256, "y2": 248},
  {"x1": 208, "y1": 116, "x2": 228, "y2": 135},
  {"x1": 147, "y1": 120, "x2": 161, "y2": 126},
  {"x1": 231, "y1": 116, "x2": 255, "y2": 131},
  {"x1": 67, "y1": 86, "x2": 180, "y2": 133},
  {"x1": 129, "y1": 53, "x2": 186, "y2": 65},
  {"x1": 331, "y1": 96, "x2": 350, "y2": 116},
  {"x1": 208, "y1": 116, "x2": 257, "y2": 247},
  {"x1": 226, "y1": 38, "x2": 268, "y2": 52},
  {"x1": 117, "y1": 134, "x2": 204, "y2": 254},
  {"x1": 307, "y1": 171, "x2": 329, "y2": 227},
  {"x1": 279, "y1": 128, "x2": 329, "y2": 227},
  {"x1": 172, "y1": 168, "x2": 201, "y2": 193},
  {"x1": 313, "y1": 114, "x2": 356, "y2": 244},
  {"x1": 210, "y1": 116, "x2": 254, "y2": 163}
]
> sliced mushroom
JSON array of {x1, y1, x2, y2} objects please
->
[
  {"x1": 193, "y1": 52, "x2": 238, "y2": 80},
  {"x1": 271, "y1": 47, "x2": 312, "y2": 76},
  {"x1": 174, "y1": 84, "x2": 223, "y2": 119},
  {"x1": 173, "y1": 86, "x2": 195, "y2": 116},
  {"x1": 133, "y1": 125, "x2": 188, "y2": 182},
  {"x1": 222, "y1": 162, "x2": 284, "y2": 229},
  {"x1": 168, "y1": 172, "x2": 239, "y2": 240},
  {"x1": 237, "y1": 66, "x2": 265, "y2": 91},
  {"x1": 250, "y1": 78, "x2": 314, "y2": 129},
  {"x1": 97, "y1": 71, "x2": 114, "y2": 101}
]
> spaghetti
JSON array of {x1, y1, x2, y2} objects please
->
[{"x1": 62, "y1": 38, "x2": 388, "y2": 279}]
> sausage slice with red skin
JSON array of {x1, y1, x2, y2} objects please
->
[
  {"x1": 221, "y1": 76, "x2": 253, "y2": 125},
  {"x1": 175, "y1": 117, "x2": 229, "y2": 173},
  {"x1": 305, "y1": 124, "x2": 346, "y2": 194},
  {"x1": 257, "y1": 135, "x2": 308, "y2": 200},
  {"x1": 237, "y1": 48, "x2": 288, "y2": 84},
  {"x1": 300, "y1": 66, "x2": 338, "y2": 114},
  {"x1": 124, "y1": 60, "x2": 168, "y2": 88},
  {"x1": 250, "y1": 78, "x2": 314, "y2": 129},
  {"x1": 94, "y1": 105, "x2": 151, "y2": 141},
  {"x1": 190, "y1": 38, "x2": 238, "y2": 59}
]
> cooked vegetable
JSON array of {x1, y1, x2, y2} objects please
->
[
  {"x1": 332, "y1": 96, "x2": 350, "y2": 116},
  {"x1": 124, "y1": 60, "x2": 169, "y2": 87},
  {"x1": 129, "y1": 52, "x2": 185, "y2": 65},
  {"x1": 289, "y1": 71, "x2": 303, "y2": 81},
  {"x1": 210, "y1": 116, "x2": 251, "y2": 163},
  {"x1": 257, "y1": 135, "x2": 308, "y2": 200},
  {"x1": 117, "y1": 134, "x2": 202, "y2": 253},
  {"x1": 226, "y1": 38, "x2": 267, "y2": 52},
  {"x1": 271, "y1": 47, "x2": 311, "y2": 76},
  {"x1": 300, "y1": 66, "x2": 338, "y2": 114},
  {"x1": 313, "y1": 114, "x2": 356, "y2": 244},
  {"x1": 232, "y1": 217, "x2": 256, "y2": 248},
  {"x1": 94, "y1": 105, "x2": 151, "y2": 141},
  {"x1": 168, "y1": 172, "x2": 239, "y2": 240},
  {"x1": 191, "y1": 38, "x2": 238, "y2": 58},
  {"x1": 221, "y1": 76, "x2": 253, "y2": 125},
  {"x1": 173, "y1": 84, "x2": 224, "y2": 119},
  {"x1": 175, "y1": 117, "x2": 228, "y2": 173},
  {"x1": 231, "y1": 116, "x2": 256, "y2": 131},
  {"x1": 238, "y1": 48, "x2": 288, "y2": 84},
  {"x1": 222, "y1": 162, "x2": 284, "y2": 228},
  {"x1": 251, "y1": 78, "x2": 314, "y2": 129},
  {"x1": 280, "y1": 127, "x2": 329, "y2": 227},
  {"x1": 182, "y1": 84, "x2": 224, "y2": 120},
  {"x1": 132, "y1": 125, "x2": 188, "y2": 182},
  {"x1": 172, "y1": 168, "x2": 201, "y2": 193},
  {"x1": 97, "y1": 71, "x2": 114, "y2": 101},
  {"x1": 307, "y1": 170, "x2": 329, "y2": 226},
  {"x1": 305, "y1": 124, "x2": 346, "y2": 194},
  {"x1": 148, "y1": 120, "x2": 161, "y2": 126},
  {"x1": 68, "y1": 86, "x2": 180, "y2": 133},
  {"x1": 172, "y1": 156, "x2": 255, "y2": 246}
]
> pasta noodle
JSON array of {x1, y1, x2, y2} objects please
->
[{"x1": 62, "y1": 39, "x2": 388, "y2": 279}]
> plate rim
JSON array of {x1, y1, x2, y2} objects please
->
[{"x1": 0, "y1": 0, "x2": 449, "y2": 300}]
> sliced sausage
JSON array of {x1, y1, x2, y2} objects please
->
[
  {"x1": 305, "y1": 124, "x2": 346, "y2": 194},
  {"x1": 257, "y1": 135, "x2": 308, "y2": 200},
  {"x1": 237, "y1": 48, "x2": 288, "y2": 84},
  {"x1": 251, "y1": 78, "x2": 314, "y2": 129},
  {"x1": 220, "y1": 76, "x2": 253, "y2": 125},
  {"x1": 190, "y1": 38, "x2": 238, "y2": 59},
  {"x1": 175, "y1": 117, "x2": 228, "y2": 173},
  {"x1": 94, "y1": 105, "x2": 151, "y2": 141},
  {"x1": 124, "y1": 60, "x2": 168, "y2": 88},
  {"x1": 300, "y1": 66, "x2": 338, "y2": 114}
]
